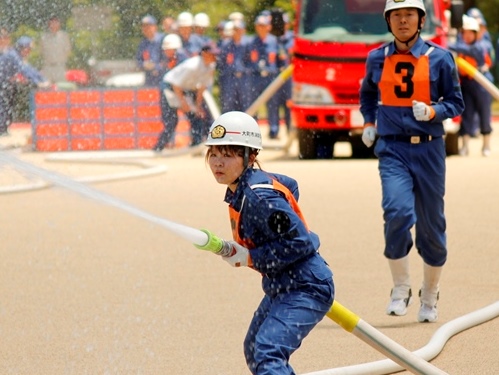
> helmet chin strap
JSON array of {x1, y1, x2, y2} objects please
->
[
  {"x1": 395, "y1": 29, "x2": 420, "y2": 48},
  {"x1": 231, "y1": 147, "x2": 251, "y2": 185}
]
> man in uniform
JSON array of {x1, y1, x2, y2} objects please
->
[
  {"x1": 359, "y1": 0, "x2": 464, "y2": 323},
  {"x1": 0, "y1": 36, "x2": 50, "y2": 135},
  {"x1": 153, "y1": 43, "x2": 219, "y2": 150},
  {"x1": 218, "y1": 20, "x2": 249, "y2": 113},
  {"x1": 136, "y1": 15, "x2": 164, "y2": 87},
  {"x1": 245, "y1": 15, "x2": 280, "y2": 139}
]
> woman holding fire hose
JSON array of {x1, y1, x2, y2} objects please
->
[{"x1": 198, "y1": 111, "x2": 334, "y2": 375}]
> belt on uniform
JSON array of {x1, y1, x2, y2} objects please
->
[{"x1": 381, "y1": 135, "x2": 441, "y2": 144}]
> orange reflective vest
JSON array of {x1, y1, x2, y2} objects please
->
[{"x1": 228, "y1": 178, "x2": 310, "y2": 269}]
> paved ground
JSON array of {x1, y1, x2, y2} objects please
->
[{"x1": 1, "y1": 124, "x2": 498, "y2": 375}]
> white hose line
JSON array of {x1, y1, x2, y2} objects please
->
[
  {"x1": 0, "y1": 156, "x2": 167, "y2": 194},
  {"x1": 0, "y1": 179, "x2": 50, "y2": 194},
  {"x1": 302, "y1": 300, "x2": 499, "y2": 375},
  {"x1": 203, "y1": 89, "x2": 221, "y2": 119}
]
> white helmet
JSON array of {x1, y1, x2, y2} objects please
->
[
  {"x1": 177, "y1": 11, "x2": 193, "y2": 27},
  {"x1": 228, "y1": 12, "x2": 244, "y2": 22},
  {"x1": 223, "y1": 21, "x2": 235, "y2": 37},
  {"x1": 384, "y1": 0, "x2": 426, "y2": 17},
  {"x1": 194, "y1": 13, "x2": 210, "y2": 27},
  {"x1": 462, "y1": 15, "x2": 480, "y2": 32},
  {"x1": 162, "y1": 33, "x2": 182, "y2": 50},
  {"x1": 206, "y1": 111, "x2": 262, "y2": 150}
]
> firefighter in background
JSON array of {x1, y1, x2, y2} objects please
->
[
  {"x1": 176, "y1": 11, "x2": 204, "y2": 57},
  {"x1": 0, "y1": 36, "x2": 50, "y2": 136},
  {"x1": 135, "y1": 15, "x2": 164, "y2": 87},
  {"x1": 193, "y1": 13, "x2": 212, "y2": 44},
  {"x1": 449, "y1": 15, "x2": 493, "y2": 157},
  {"x1": 153, "y1": 43, "x2": 219, "y2": 150},
  {"x1": 218, "y1": 20, "x2": 250, "y2": 113},
  {"x1": 245, "y1": 14, "x2": 280, "y2": 139},
  {"x1": 360, "y1": 0, "x2": 464, "y2": 322},
  {"x1": 153, "y1": 34, "x2": 188, "y2": 151}
]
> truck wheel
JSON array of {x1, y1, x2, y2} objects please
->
[
  {"x1": 298, "y1": 129, "x2": 317, "y2": 159},
  {"x1": 445, "y1": 132, "x2": 459, "y2": 156},
  {"x1": 350, "y1": 135, "x2": 375, "y2": 159}
]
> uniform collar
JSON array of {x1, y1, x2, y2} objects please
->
[
  {"x1": 224, "y1": 168, "x2": 254, "y2": 209},
  {"x1": 387, "y1": 37, "x2": 425, "y2": 58}
]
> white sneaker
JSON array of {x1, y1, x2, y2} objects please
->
[
  {"x1": 459, "y1": 146, "x2": 469, "y2": 156},
  {"x1": 417, "y1": 303, "x2": 438, "y2": 323},
  {"x1": 482, "y1": 148, "x2": 491, "y2": 157},
  {"x1": 386, "y1": 288, "x2": 412, "y2": 316}
]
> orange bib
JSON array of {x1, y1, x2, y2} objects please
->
[{"x1": 379, "y1": 53, "x2": 431, "y2": 106}]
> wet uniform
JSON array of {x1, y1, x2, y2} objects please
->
[
  {"x1": 225, "y1": 167, "x2": 334, "y2": 375},
  {"x1": 245, "y1": 34, "x2": 280, "y2": 138},
  {"x1": 360, "y1": 37, "x2": 464, "y2": 266},
  {"x1": 218, "y1": 35, "x2": 250, "y2": 112}
]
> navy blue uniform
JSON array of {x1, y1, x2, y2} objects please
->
[
  {"x1": 360, "y1": 38, "x2": 464, "y2": 266},
  {"x1": 180, "y1": 34, "x2": 204, "y2": 57},
  {"x1": 218, "y1": 36, "x2": 251, "y2": 112},
  {"x1": 224, "y1": 167, "x2": 334, "y2": 374},
  {"x1": 136, "y1": 32, "x2": 165, "y2": 87},
  {"x1": 245, "y1": 34, "x2": 280, "y2": 137},
  {"x1": 276, "y1": 30, "x2": 294, "y2": 132}
]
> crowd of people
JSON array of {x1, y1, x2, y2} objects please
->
[
  {"x1": 1, "y1": 7, "x2": 496, "y2": 156},
  {"x1": 134, "y1": 10, "x2": 295, "y2": 150}
]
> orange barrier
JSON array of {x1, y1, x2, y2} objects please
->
[{"x1": 31, "y1": 88, "x2": 191, "y2": 152}]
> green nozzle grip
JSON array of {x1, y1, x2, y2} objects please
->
[{"x1": 195, "y1": 229, "x2": 223, "y2": 253}]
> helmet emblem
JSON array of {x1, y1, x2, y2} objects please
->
[{"x1": 211, "y1": 125, "x2": 226, "y2": 139}]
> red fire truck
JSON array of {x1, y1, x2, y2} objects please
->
[{"x1": 291, "y1": 0, "x2": 463, "y2": 158}]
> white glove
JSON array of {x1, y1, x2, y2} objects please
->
[
  {"x1": 412, "y1": 100, "x2": 434, "y2": 121},
  {"x1": 222, "y1": 241, "x2": 250, "y2": 267},
  {"x1": 362, "y1": 125, "x2": 377, "y2": 148}
]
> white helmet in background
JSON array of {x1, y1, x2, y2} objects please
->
[
  {"x1": 206, "y1": 111, "x2": 262, "y2": 150},
  {"x1": 223, "y1": 21, "x2": 235, "y2": 37},
  {"x1": 383, "y1": 0, "x2": 426, "y2": 17},
  {"x1": 194, "y1": 13, "x2": 210, "y2": 27},
  {"x1": 177, "y1": 11, "x2": 193, "y2": 27},
  {"x1": 229, "y1": 12, "x2": 244, "y2": 22},
  {"x1": 462, "y1": 15, "x2": 480, "y2": 32},
  {"x1": 162, "y1": 33, "x2": 182, "y2": 50}
]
